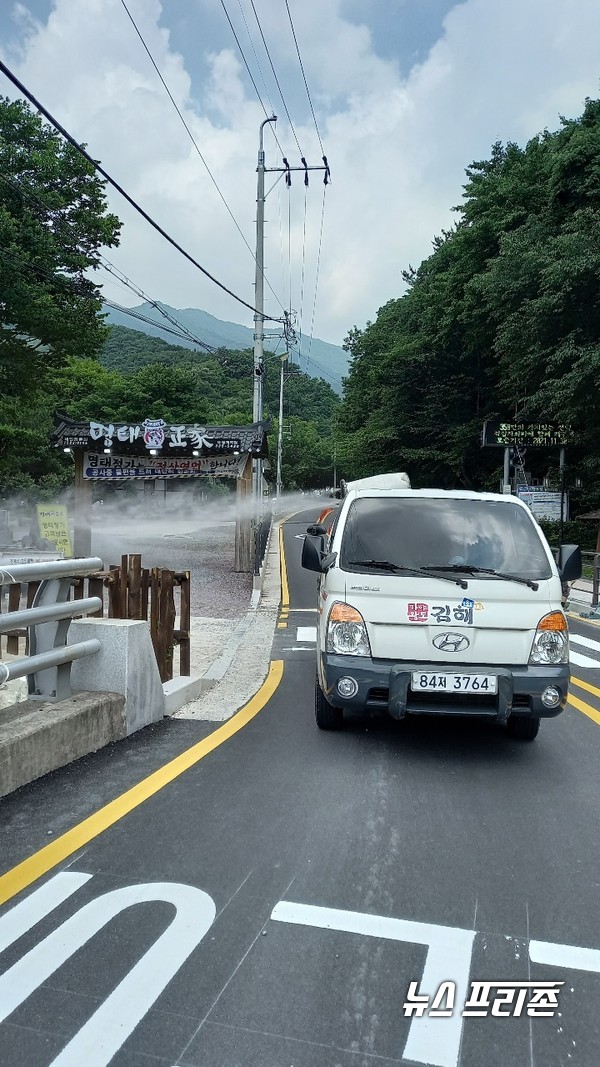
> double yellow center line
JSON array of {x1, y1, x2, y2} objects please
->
[{"x1": 569, "y1": 674, "x2": 600, "y2": 725}]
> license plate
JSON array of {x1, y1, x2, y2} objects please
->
[{"x1": 411, "y1": 672, "x2": 498, "y2": 694}]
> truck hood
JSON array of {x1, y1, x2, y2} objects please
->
[{"x1": 323, "y1": 572, "x2": 561, "y2": 665}]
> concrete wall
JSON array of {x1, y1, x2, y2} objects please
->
[
  {"x1": 0, "y1": 691, "x2": 125, "y2": 798},
  {"x1": 68, "y1": 618, "x2": 165, "y2": 734}
]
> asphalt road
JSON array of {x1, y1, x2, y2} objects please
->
[{"x1": 1, "y1": 507, "x2": 599, "y2": 1067}]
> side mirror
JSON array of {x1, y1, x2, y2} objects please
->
[
  {"x1": 301, "y1": 536, "x2": 337, "y2": 573},
  {"x1": 302, "y1": 536, "x2": 325, "y2": 573},
  {"x1": 306, "y1": 524, "x2": 327, "y2": 537},
  {"x1": 557, "y1": 544, "x2": 582, "y2": 583}
]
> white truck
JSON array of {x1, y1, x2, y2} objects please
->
[{"x1": 302, "y1": 480, "x2": 582, "y2": 741}]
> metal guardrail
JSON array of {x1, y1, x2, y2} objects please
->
[{"x1": 0, "y1": 557, "x2": 104, "y2": 701}]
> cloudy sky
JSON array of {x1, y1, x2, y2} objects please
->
[{"x1": 1, "y1": 0, "x2": 600, "y2": 355}]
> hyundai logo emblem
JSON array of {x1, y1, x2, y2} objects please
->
[{"x1": 432, "y1": 632, "x2": 470, "y2": 652}]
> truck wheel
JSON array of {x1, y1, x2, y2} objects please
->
[
  {"x1": 507, "y1": 716, "x2": 540, "y2": 741},
  {"x1": 315, "y1": 674, "x2": 343, "y2": 730}
]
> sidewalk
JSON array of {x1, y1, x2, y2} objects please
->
[
  {"x1": 172, "y1": 521, "x2": 282, "y2": 722},
  {"x1": 566, "y1": 577, "x2": 600, "y2": 623}
]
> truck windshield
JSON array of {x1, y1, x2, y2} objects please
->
[{"x1": 340, "y1": 497, "x2": 553, "y2": 581}]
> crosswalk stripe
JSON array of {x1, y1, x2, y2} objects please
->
[
  {"x1": 570, "y1": 650, "x2": 600, "y2": 669},
  {"x1": 570, "y1": 634, "x2": 600, "y2": 654},
  {"x1": 297, "y1": 626, "x2": 317, "y2": 643}
]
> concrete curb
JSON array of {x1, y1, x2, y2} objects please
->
[
  {"x1": 0, "y1": 691, "x2": 126, "y2": 798},
  {"x1": 173, "y1": 518, "x2": 283, "y2": 721}
]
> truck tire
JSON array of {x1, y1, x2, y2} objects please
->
[
  {"x1": 507, "y1": 715, "x2": 540, "y2": 741},
  {"x1": 315, "y1": 674, "x2": 344, "y2": 730}
]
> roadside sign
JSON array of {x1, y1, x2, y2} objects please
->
[
  {"x1": 36, "y1": 503, "x2": 72, "y2": 557},
  {"x1": 482, "y1": 422, "x2": 574, "y2": 447},
  {"x1": 516, "y1": 485, "x2": 567, "y2": 522}
]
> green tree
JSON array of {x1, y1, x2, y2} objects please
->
[
  {"x1": 338, "y1": 96, "x2": 600, "y2": 506},
  {"x1": 0, "y1": 97, "x2": 121, "y2": 393},
  {"x1": 0, "y1": 96, "x2": 121, "y2": 495}
]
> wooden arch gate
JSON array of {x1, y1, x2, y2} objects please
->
[{"x1": 50, "y1": 413, "x2": 270, "y2": 572}]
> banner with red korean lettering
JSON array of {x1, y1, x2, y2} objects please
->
[{"x1": 83, "y1": 452, "x2": 248, "y2": 479}]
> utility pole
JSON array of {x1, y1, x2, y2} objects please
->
[
  {"x1": 252, "y1": 115, "x2": 277, "y2": 524},
  {"x1": 275, "y1": 353, "x2": 287, "y2": 509},
  {"x1": 251, "y1": 118, "x2": 330, "y2": 526}
]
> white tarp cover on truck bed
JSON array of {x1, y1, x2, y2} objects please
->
[{"x1": 341, "y1": 472, "x2": 411, "y2": 495}]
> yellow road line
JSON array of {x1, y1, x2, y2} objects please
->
[
  {"x1": 0, "y1": 660, "x2": 284, "y2": 908},
  {"x1": 570, "y1": 675, "x2": 600, "y2": 700},
  {"x1": 568, "y1": 692, "x2": 600, "y2": 726},
  {"x1": 567, "y1": 611, "x2": 600, "y2": 629},
  {"x1": 279, "y1": 523, "x2": 289, "y2": 609}
]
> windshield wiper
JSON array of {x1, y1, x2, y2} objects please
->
[
  {"x1": 348, "y1": 560, "x2": 468, "y2": 588},
  {"x1": 423, "y1": 563, "x2": 539, "y2": 591}
]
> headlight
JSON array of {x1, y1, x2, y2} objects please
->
[
  {"x1": 529, "y1": 611, "x2": 569, "y2": 665},
  {"x1": 327, "y1": 602, "x2": 371, "y2": 656}
]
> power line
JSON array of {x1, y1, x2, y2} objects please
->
[
  {"x1": 102, "y1": 299, "x2": 214, "y2": 348},
  {"x1": 98, "y1": 258, "x2": 215, "y2": 350},
  {"x1": 235, "y1": 0, "x2": 277, "y2": 117},
  {"x1": 0, "y1": 170, "x2": 216, "y2": 350},
  {"x1": 304, "y1": 183, "x2": 328, "y2": 369},
  {"x1": 0, "y1": 56, "x2": 283, "y2": 322},
  {"x1": 118, "y1": 0, "x2": 285, "y2": 315},
  {"x1": 0, "y1": 241, "x2": 215, "y2": 351},
  {"x1": 283, "y1": 0, "x2": 325, "y2": 156},
  {"x1": 0, "y1": 240, "x2": 341, "y2": 383},
  {"x1": 219, "y1": 0, "x2": 286, "y2": 160},
  {"x1": 247, "y1": 0, "x2": 304, "y2": 156}
]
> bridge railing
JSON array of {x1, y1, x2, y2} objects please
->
[{"x1": 0, "y1": 557, "x2": 103, "y2": 701}]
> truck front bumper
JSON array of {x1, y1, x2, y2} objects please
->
[{"x1": 319, "y1": 654, "x2": 570, "y2": 722}]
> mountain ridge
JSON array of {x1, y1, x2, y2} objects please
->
[{"x1": 103, "y1": 302, "x2": 348, "y2": 393}]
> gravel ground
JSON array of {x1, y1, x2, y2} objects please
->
[{"x1": 90, "y1": 509, "x2": 253, "y2": 618}]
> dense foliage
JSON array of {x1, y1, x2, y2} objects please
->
[
  {"x1": 338, "y1": 97, "x2": 600, "y2": 512},
  {"x1": 100, "y1": 327, "x2": 341, "y2": 491},
  {"x1": 0, "y1": 97, "x2": 121, "y2": 496}
]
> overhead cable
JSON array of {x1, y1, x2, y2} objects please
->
[
  {"x1": 284, "y1": 0, "x2": 325, "y2": 155},
  {"x1": 102, "y1": 299, "x2": 215, "y2": 348},
  {"x1": 247, "y1": 0, "x2": 304, "y2": 156},
  {"x1": 0, "y1": 170, "x2": 217, "y2": 350},
  {"x1": 0, "y1": 57, "x2": 282, "y2": 322},
  {"x1": 118, "y1": 0, "x2": 285, "y2": 314},
  {"x1": 235, "y1": 0, "x2": 277, "y2": 117},
  {"x1": 98, "y1": 257, "x2": 215, "y2": 350},
  {"x1": 305, "y1": 183, "x2": 328, "y2": 368}
]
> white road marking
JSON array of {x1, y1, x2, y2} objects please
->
[
  {"x1": 271, "y1": 900, "x2": 475, "y2": 1067},
  {"x1": 0, "y1": 872, "x2": 92, "y2": 955},
  {"x1": 570, "y1": 634, "x2": 600, "y2": 654},
  {"x1": 570, "y1": 650, "x2": 600, "y2": 669},
  {"x1": 0, "y1": 874, "x2": 216, "y2": 1067},
  {"x1": 529, "y1": 940, "x2": 600, "y2": 972},
  {"x1": 297, "y1": 626, "x2": 317, "y2": 642}
]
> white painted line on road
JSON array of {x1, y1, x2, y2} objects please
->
[
  {"x1": 0, "y1": 874, "x2": 216, "y2": 1067},
  {"x1": 529, "y1": 940, "x2": 600, "y2": 973},
  {"x1": 570, "y1": 650, "x2": 600, "y2": 669},
  {"x1": 271, "y1": 900, "x2": 475, "y2": 1067},
  {"x1": 296, "y1": 626, "x2": 317, "y2": 642},
  {"x1": 570, "y1": 634, "x2": 600, "y2": 653},
  {"x1": 0, "y1": 871, "x2": 92, "y2": 955}
]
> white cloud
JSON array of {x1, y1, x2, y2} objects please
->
[{"x1": 2, "y1": 0, "x2": 600, "y2": 347}]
